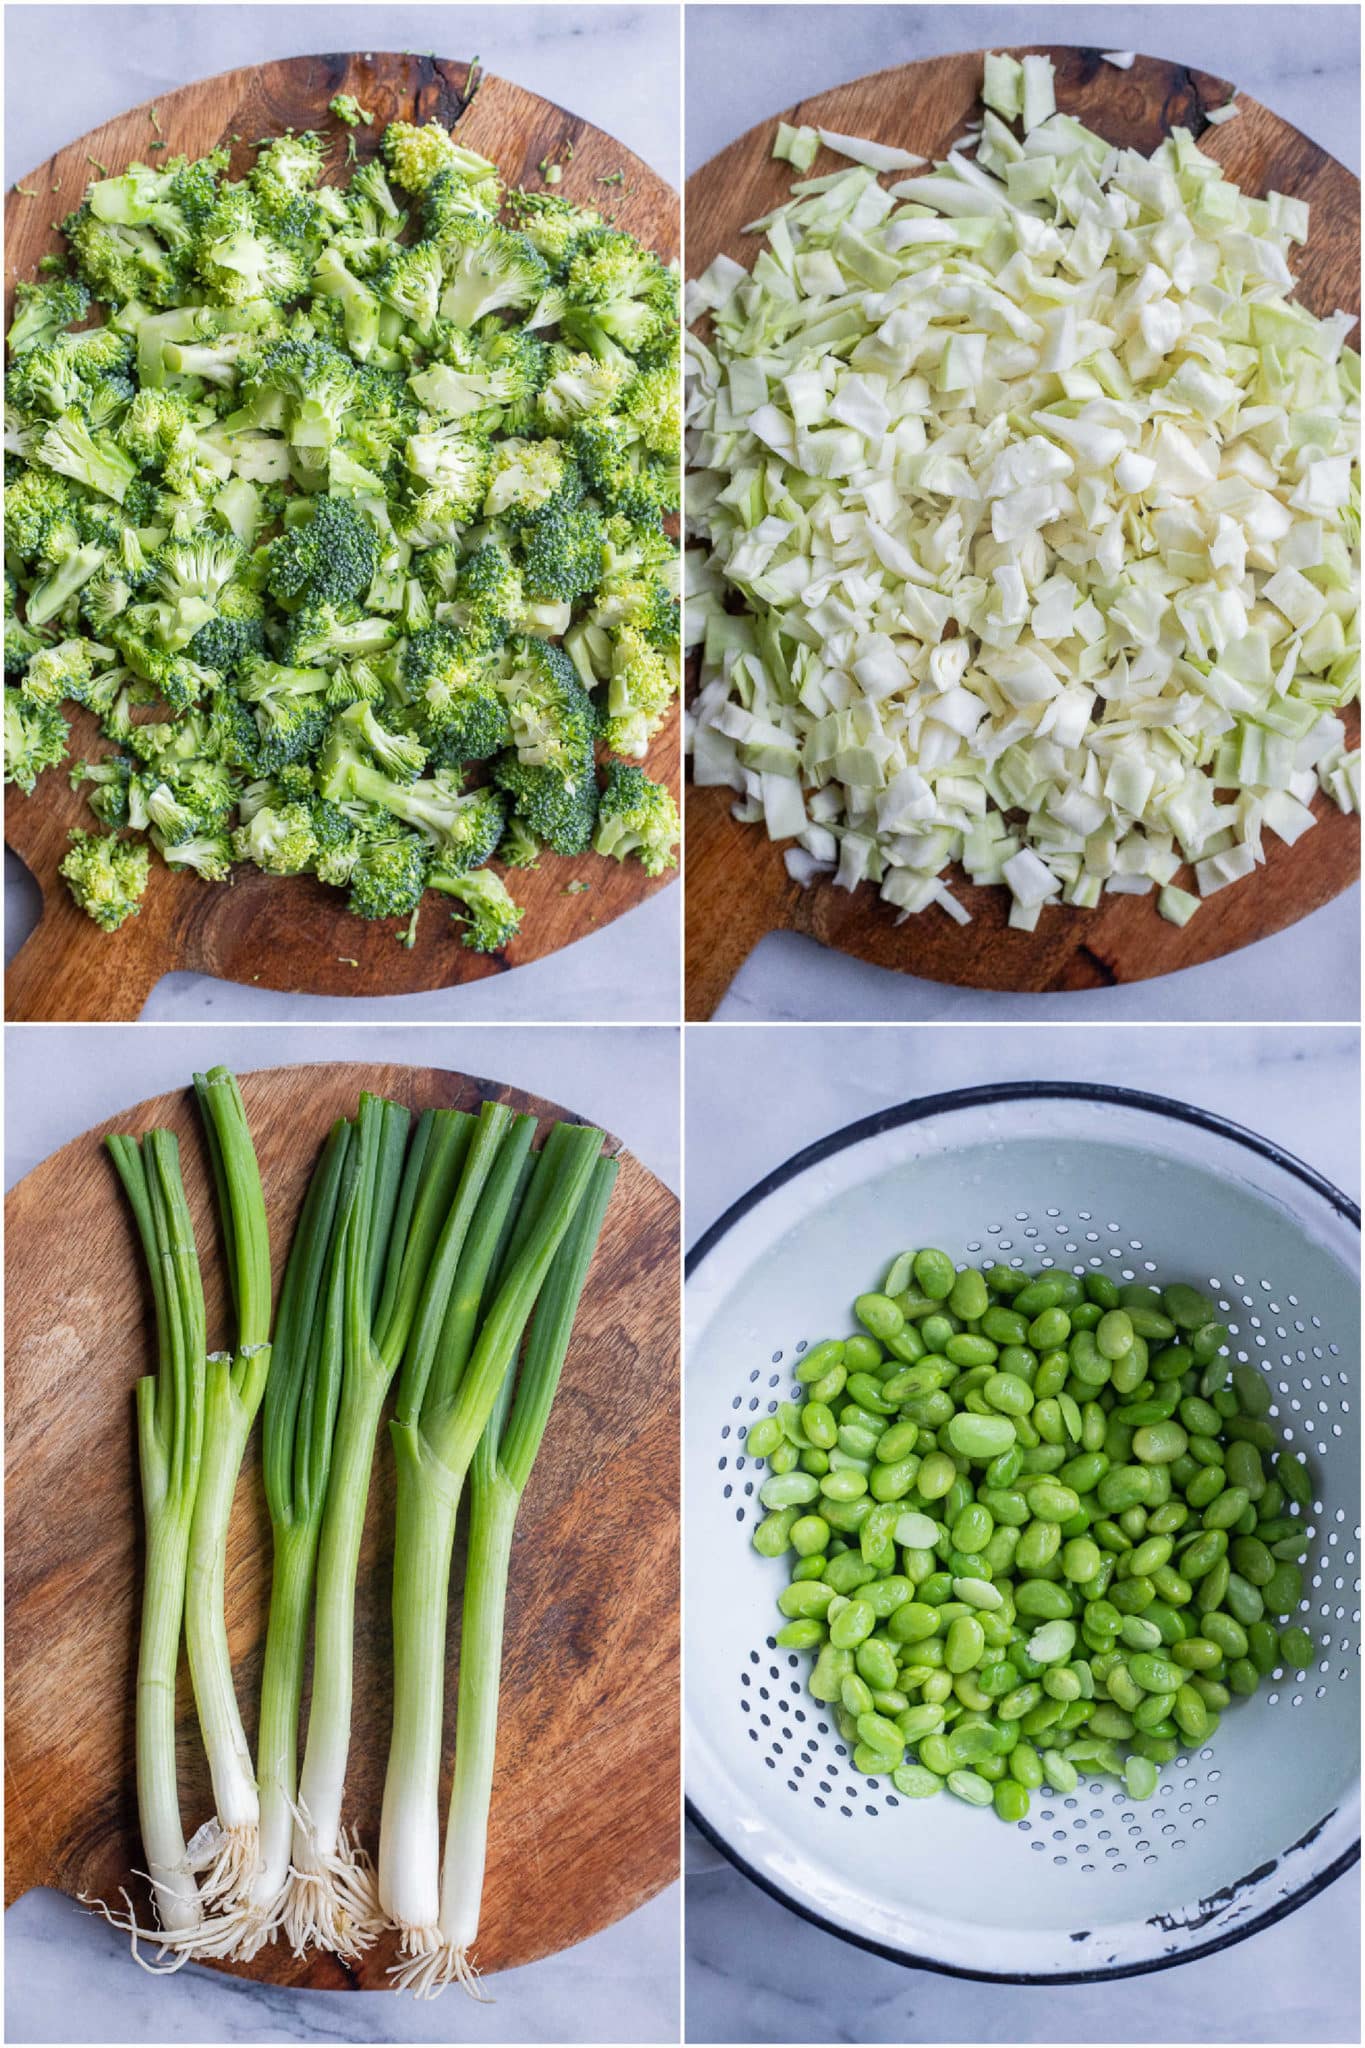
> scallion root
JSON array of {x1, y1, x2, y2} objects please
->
[
  {"x1": 80, "y1": 1886, "x2": 193, "y2": 1975},
  {"x1": 282, "y1": 1817, "x2": 384, "y2": 1960},
  {"x1": 386, "y1": 1927, "x2": 489, "y2": 2001}
]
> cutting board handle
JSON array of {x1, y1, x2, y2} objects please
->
[
  {"x1": 6, "y1": 900, "x2": 166, "y2": 1020},
  {"x1": 684, "y1": 793, "x2": 794, "y2": 1018}
]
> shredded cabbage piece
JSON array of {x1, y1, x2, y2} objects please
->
[{"x1": 685, "y1": 58, "x2": 1360, "y2": 932}]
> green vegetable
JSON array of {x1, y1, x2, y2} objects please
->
[
  {"x1": 237, "y1": 1118, "x2": 355, "y2": 1956},
  {"x1": 746, "y1": 1248, "x2": 1323, "y2": 1821},
  {"x1": 104, "y1": 1128, "x2": 208, "y2": 1937},
  {"x1": 5, "y1": 110, "x2": 681, "y2": 942},
  {"x1": 378, "y1": 1112, "x2": 605, "y2": 1969},
  {"x1": 418, "y1": 1154, "x2": 618, "y2": 1993},
  {"x1": 184, "y1": 1068, "x2": 273, "y2": 1910}
]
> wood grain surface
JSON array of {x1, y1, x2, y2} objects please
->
[
  {"x1": 4, "y1": 51, "x2": 680, "y2": 1020},
  {"x1": 685, "y1": 46, "x2": 1361, "y2": 1017},
  {"x1": 4, "y1": 1062, "x2": 679, "y2": 1988}
]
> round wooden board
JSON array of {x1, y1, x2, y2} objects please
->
[
  {"x1": 684, "y1": 46, "x2": 1360, "y2": 1016},
  {"x1": 4, "y1": 1062, "x2": 679, "y2": 1988},
  {"x1": 4, "y1": 52, "x2": 679, "y2": 1020}
]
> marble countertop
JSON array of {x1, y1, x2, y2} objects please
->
[
  {"x1": 4, "y1": 1021, "x2": 680, "y2": 2043},
  {"x1": 4, "y1": 2, "x2": 681, "y2": 1024},
  {"x1": 686, "y1": 3, "x2": 1361, "y2": 1025},
  {"x1": 684, "y1": 1020, "x2": 1360, "y2": 2042}
]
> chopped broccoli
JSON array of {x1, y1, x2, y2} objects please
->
[
  {"x1": 427, "y1": 863, "x2": 524, "y2": 951},
  {"x1": 266, "y1": 493, "x2": 380, "y2": 607},
  {"x1": 330, "y1": 94, "x2": 375, "y2": 130},
  {"x1": 594, "y1": 760, "x2": 679, "y2": 875},
  {"x1": 59, "y1": 826, "x2": 150, "y2": 929},
  {"x1": 7, "y1": 94, "x2": 677, "y2": 953},
  {"x1": 4, "y1": 688, "x2": 70, "y2": 790}
]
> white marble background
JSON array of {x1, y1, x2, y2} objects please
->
[
  {"x1": 4, "y1": 3, "x2": 681, "y2": 1023},
  {"x1": 684, "y1": 1021, "x2": 1360, "y2": 2042},
  {"x1": 4, "y1": 1022, "x2": 681, "y2": 2043},
  {"x1": 686, "y1": 4, "x2": 1361, "y2": 1024}
]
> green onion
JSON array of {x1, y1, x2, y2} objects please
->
[
  {"x1": 234, "y1": 1118, "x2": 354, "y2": 1956},
  {"x1": 379, "y1": 1115, "x2": 604, "y2": 1973},
  {"x1": 182, "y1": 1069, "x2": 272, "y2": 1916},
  {"x1": 286, "y1": 1094, "x2": 469, "y2": 1955},
  {"x1": 431, "y1": 1153, "x2": 618, "y2": 1996},
  {"x1": 101, "y1": 1129, "x2": 207, "y2": 1942}
]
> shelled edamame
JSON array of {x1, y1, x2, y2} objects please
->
[{"x1": 746, "y1": 1250, "x2": 1321, "y2": 1823}]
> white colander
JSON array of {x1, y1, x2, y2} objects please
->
[{"x1": 685, "y1": 1084, "x2": 1360, "y2": 1981}]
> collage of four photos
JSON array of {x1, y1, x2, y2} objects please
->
[{"x1": 2, "y1": 3, "x2": 1360, "y2": 2045}]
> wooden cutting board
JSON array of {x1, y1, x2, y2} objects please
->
[
  {"x1": 4, "y1": 52, "x2": 679, "y2": 1020},
  {"x1": 685, "y1": 46, "x2": 1361, "y2": 1017},
  {"x1": 4, "y1": 1062, "x2": 679, "y2": 1988}
]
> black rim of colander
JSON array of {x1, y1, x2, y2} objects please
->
[{"x1": 685, "y1": 1079, "x2": 1361, "y2": 1985}]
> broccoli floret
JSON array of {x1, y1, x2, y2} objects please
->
[
  {"x1": 62, "y1": 203, "x2": 186, "y2": 307},
  {"x1": 117, "y1": 385, "x2": 197, "y2": 465},
  {"x1": 7, "y1": 273, "x2": 91, "y2": 356},
  {"x1": 385, "y1": 122, "x2": 493, "y2": 198},
  {"x1": 434, "y1": 218, "x2": 550, "y2": 328},
  {"x1": 311, "y1": 243, "x2": 382, "y2": 361},
  {"x1": 425, "y1": 782, "x2": 506, "y2": 873},
  {"x1": 4, "y1": 571, "x2": 51, "y2": 673},
  {"x1": 346, "y1": 829, "x2": 431, "y2": 919},
  {"x1": 513, "y1": 492, "x2": 606, "y2": 604},
  {"x1": 484, "y1": 435, "x2": 569, "y2": 517},
  {"x1": 501, "y1": 635, "x2": 597, "y2": 781},
  {"x1": 493, "y1": 748, "x2": 598, "y2": 856},
  {"x1": 335, "y1": 696, "x2": 427, "y2": 780},
  {"x1": 279, "y1": 600, "x2": 399, "y2": 670},
  {"x1": 599, "y1": 622, "x2": 678, "y2": 756},
  {"x1": 4, "y1": 688, "x2": 70, "y2": 790},
  {"x1": 35, "y1": 411, "x2": 138, "y2": 503},
  {"x1": 194, "y1": 185, "x2": 310, "y2": 304},
  {"x1": 499, "y1": 812, "x2": 542, "y2": 868},
  {"x1": 188, "y1": 579, "x2": 267, "y2": 675},
  {"x1": 232, "y1": 799, "x2": 318, "y2": 874},
  {"x1": 504, "y1": 191, "x2": 604, "y2": 267},
  {"x1": 593, "y1": 760, "x2": 679, "y2": 876},
  {"x1": 267, "y1": 494, "x2": 380, "y2": 608},
  {"x1": 70, "y1": 752, "x2": 134, "y2": 826},
  {"x1": 375, "y1": 242, "x2": 444, "y2": 343},
  {"x1": 418, "y1": 150, "x2": 504, "y2": 224},
  {"x1": 318, "y1": 727, "x2": 507, "y2": 871},
  {"x1": 620, "y1": 347, "x2": 679, "y2": 459},
  {"x1": 20, "y1": 634, "x2": 111, "y2": 707},
  {"x1": 426, "y1": 863, "x2": 524, "y2": 952},
  {"x1": 561, "y1": 228, "x2": 677, "y2": 357},
  {"x1": 445, "y1": 540, "x2": 522, "y2": 650},
  {"x1": 5, "y1": 466, "x2": 81, "y2": 563},
  {"x1": 59, "y1": 827, "x2": 150, "y2": 930},
  {"x1": 400, "y1": 624, "x2": 513, "y2": 765},
  {"x1": 154, "y1": 827, "x2": 234, "y2": 880},
  {"x1": 24, "y1": 530, "x2": 112, "y2": 629},
  {"x1": 243, "y1": 338, "x2": 359, "y2": 449},
  {"x1": 236, "y1": 657, "x2": 332, "y2": 768},
  {"x1": 568, "y1": 416, "x2": 669, "y2": 523},
  {"x1": 330, "y1": 93, "x2": 375, "y2": 129},
  {"x1": 536, "y1": 345, "x2": 630, "y2": 427}
]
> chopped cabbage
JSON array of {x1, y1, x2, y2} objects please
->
[{"x1": 685, "y1": 57, "x2": 1360, "y2": 933}]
